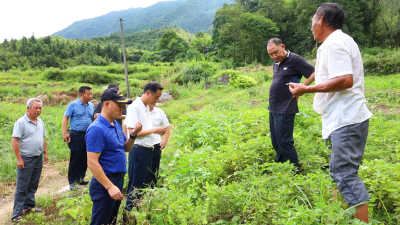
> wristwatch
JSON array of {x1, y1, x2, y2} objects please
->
[{"x1": 130, "y1": 134, "x2": 138, "y2": 139}]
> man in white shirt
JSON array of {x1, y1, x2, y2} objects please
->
[
  {"x1": 147, "y1": 102, "x2": 170, "y2": 188},
  {"x1": 289, "y1": 3, "x2": 372, "y2": 223},
  {"x1": 123, "y1": 82, "x2": 165, "y2": 216}
]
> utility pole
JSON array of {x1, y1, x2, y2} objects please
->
[
  {"x1": 119, "y1": 18, "x2": 130, "y2": 98},
  {"x1": 203, "y1": 36, "x2": 205, "y2": 55}
]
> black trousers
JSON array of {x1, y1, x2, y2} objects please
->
[
  {"x1": 68, "y1": 132, "x2": 88, "y2": 184},
  {"x1": 269, "y1": 112, "x2": 299, "y2": 167},
  {"x1": 147, "y1": 144, "x2": 161, "y2": 188},
  {"x1": 125, "y1": 145, "x2": 153, "y2": 211}
]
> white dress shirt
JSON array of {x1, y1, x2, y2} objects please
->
[
  {"x1": 124, "y1": 97, "x2": 155, "y2": 147},
  {"x1": 313, "y1": 29, "x2": 372, "y2": 139},
  {"x1": 150, "y1": 107, "x2": 170, "y2": 145}
]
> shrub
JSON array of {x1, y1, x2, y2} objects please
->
[
  {"x1": 171, "y1": 60, "x2": 218, "y2": 85},
  {"x1": 43, "y1": 68, "x2": 63, "y2": 81},
  {"x1": 362, "y1": 48, "x2": 400, "y2": 75},
  {"x1": 215, "y1": 70, "x2": 257, "y2": 89},
  {"x1": 43, "y1": 66, "x2": 120, "y2": 84},
  {"x1": 219, "y1": 58, "x2": 235, "y2": 69}
]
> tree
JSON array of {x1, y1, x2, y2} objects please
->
[
  {"x1": 157, "y1": 31, "x2": 189, "y2": 61},
  {"x1": 158, "y1": 31, "x2": 179, "y2": 51},
  {"x1": 213, "y1": 3, "x2": 278, "y2": 65},
  {"x1": 378, "y1": 0, "x2": 400, "y2": 50},
  {"x1": 2, "y1": 39, "x2": 8, "y2": 48},
  {"x1": 191, "y1": 32, "x2": 212, "y2": 55},
  {"x1": 29, "y1": 35, "x2": 36, "y2": 43},
  {"x1": 239, "y1": 13, "x2": 279, "y2": 64},
  {"x1": 43, "y1": 36, "x2": 51, "y2": 44},
  {"x1": 236, "y1": 0, "x2": 260, "y2": 13}
]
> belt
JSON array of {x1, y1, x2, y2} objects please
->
[
  {"x1": 70, "y1": 130, "x2": 86, "y2": 134},
  {"x1": 154, "y1": 143, "x2": 161, "y2": 148},
  {"x1": 106, "y1": 173, "x2": 125, "y2": 178},
  {"x1": 134, "y1": 144, "x2": 154, "y2": 151}
]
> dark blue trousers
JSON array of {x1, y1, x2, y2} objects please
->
[
  {"x1": 12, "y1": 154, "x2": 43, "y2": 220},
  {"x1": 125, "y1": 146, "x2": 153, "y2": 211},
  {"x1": 68, "y1": 132, "x2": 88, "y2": 184},
  {"x1": 90, "y1": 177, "x2": 124, "y2": 225},
  {"x1": 269, "y1": 112, "x2": 299, "y2": 167},
  {"x1": 146, "y1": 144, "x2": 161, "y2": 188}
]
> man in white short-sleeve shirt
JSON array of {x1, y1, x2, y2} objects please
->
[
  {"x1": 123, "y1": 82, "x2": 165, "y2": 219},
  {"x1": 146, "y1": 102, "x2": 170, "y2": 187},
  {"x1": 312, "y1": 30, "x2": 372, "y2": 138},
  {"x1": 289, "y1": 3, "x2": 371, "y2": 223}
]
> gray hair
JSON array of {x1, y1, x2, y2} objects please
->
[
  {"x1": 265, "y1": 38, "x2": 283, "y2": 48},
  {"x1": 27, "y1": 98, "x2": 43, "y2": 108}
]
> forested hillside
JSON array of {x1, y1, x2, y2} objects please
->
[
  {"x1": 0, "y1": 27, "x2": 195, "y2": 70},
  {"x1": 91, "y1": 26, "x2": 193, "y2": 52},
  {"x1": 1, "y1": 0, "x2": 399, "y2": 72},
  {"x1": 0, "y1": 36, "x2": 121, "y2": 70},
  {"x1": 53, "y1": 0, "x2": 230, "y2": 39}
]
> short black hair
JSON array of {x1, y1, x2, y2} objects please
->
[
  {"x1": 108, "y1": 83, "x2": 119, "y2": 89},
  {"x1": 143, "y1": 81, "x2": 163, "y2": 94},
  {"x1": 265, "y1": 38, "x2": 283, "y2": 49},
  {"x1": 316, "y1": 3, "x2": 344, "y2": 29},
  {"x1": 79, "y1": 86, "x2": 92, "y2": 94}
]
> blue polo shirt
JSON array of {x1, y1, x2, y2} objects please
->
[
  {"x1": 85, "y1": 114, "x2": 127, "y2": 175},
  {"x1": 64, "y1": 98, "x2": 94, "y2": 131}
]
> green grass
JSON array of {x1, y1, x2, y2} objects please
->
[{"x1": 1, "y1": 64, "x2": 399, "y2": 224}]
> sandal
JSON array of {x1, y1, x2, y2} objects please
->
[
  {"x1": 23, "y1": 207, "x2": 43, "y2": 213},
  {"x1": 11, "y1": 216, "x2": 22, "y2": 223}
]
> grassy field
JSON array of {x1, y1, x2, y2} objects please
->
[{"x1": 0, "y1": 63, "x2": 399, "y2": 224}]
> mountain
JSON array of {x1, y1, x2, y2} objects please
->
[{"x1": 53, "y1": 0, "x2": 231, "y2": 39}]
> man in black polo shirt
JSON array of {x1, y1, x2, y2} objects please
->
[{"x1": 266, "y1": 38, "x2": 315, "y2": 169}]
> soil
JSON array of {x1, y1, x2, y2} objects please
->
[
  {"x1": 0, "y1": 162, "x2": 70, "y2": 225},
  {"x1": 372, "y1": 103, "x2": 400, "y2": 114}
]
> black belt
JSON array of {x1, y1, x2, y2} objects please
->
[
  {"x1": 70, "y1": 130, "x2": 86, "y2": 134},
  {"x1": 106, "y1": 173, "x2": 125, "y2": 178},
  {"x1": 154, "y1": 143, "x2": 161, "y2": 148},
  {"x1": 134, "y1": 144, "x2": 154, "y2": 151}
]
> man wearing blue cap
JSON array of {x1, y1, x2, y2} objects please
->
[{"x1": 86, "y1": 88, "x2": 142, "y2": 225}]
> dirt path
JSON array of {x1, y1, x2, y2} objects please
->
[{"x1": 0, "y1": 162, "x2": 70, "y2": 225}]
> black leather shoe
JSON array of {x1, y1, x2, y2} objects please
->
[
  {"x1": 80, "y1": 180, "x2": 89, "y2": 185},
  {"x1": 70, "y1": 183, "x2": 77, "y2": 191}
]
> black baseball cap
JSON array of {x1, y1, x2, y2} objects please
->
[{"x1": 101, "y1": 88, "x2": 132, "y2": 104}]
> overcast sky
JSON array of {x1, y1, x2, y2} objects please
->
[{"x1": 0, "y1": 0, "x2": 175, "y2": 41}]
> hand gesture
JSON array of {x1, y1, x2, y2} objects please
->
[
  {"x1": 289, "y1": 83, "x2": 307, "y2": 98},
  {"x1": 108, "y1": 185, "x2": 124, "y2": 201},
  {"x1": 130, "y1": 122, "x2": 142, "y2": 137}
]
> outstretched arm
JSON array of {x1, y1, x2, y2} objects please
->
[{"x1": 289, "y1": 74, "x2": 353, "y2": 96}]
